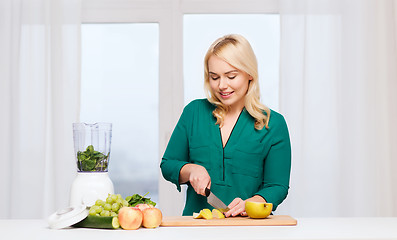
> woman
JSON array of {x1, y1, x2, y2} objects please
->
[{"x1": 160, "y1": 34, "x2": 291, "y2": 217}]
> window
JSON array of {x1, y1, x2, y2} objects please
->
[{"x1": 80, "y1": 23, "x2": 159, "y2": 202}]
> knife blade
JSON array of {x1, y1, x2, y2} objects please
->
[{"x1": 205, "y1": 187, "x2": 230, "y2": 213}]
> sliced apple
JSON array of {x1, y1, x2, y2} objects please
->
[{"x1": 245, "y1": 201, "x2": 273, "y2": 219}]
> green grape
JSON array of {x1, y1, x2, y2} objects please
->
[
  {"x1": 111, "y1": 194, "x2": 118, "y2": 202},
  {"x1": 100, "y1": 210, "x2": 110, "y2": 217},
  {"x1": 112, "y1": 202, "x2": 120, "y2": 212},
  {"x1": 94, "y1": 206, "x2": 103, "y2": 214},
  {"x1": 104, "y1": 203, "x2": 112, "y2": 211},
  {"x1": 122, "y1": 199, "x2": 129, "y2": 207},
  {"x1": 110, "y1": 211, "x2": 118, "y2": 217},
  {"x1": 116, "y1": 194, "x2": 122, "y2": 200},
  {"x1": 115, "y1": 198, "x2": 122, "y2": 205},
  {"x1": 88, "y1": 208, "x2": 97, "y2": 216},
  {"x1": 95, "y1": 199, "x2": 105, "y2": 207},
  {"x1": 106, "y1": 196, "x2": 113, "y2": 204}
]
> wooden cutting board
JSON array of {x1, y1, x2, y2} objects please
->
[{"x1": 160, "y1": 215, "x2": 297, "y2": 227}]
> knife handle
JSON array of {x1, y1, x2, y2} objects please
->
[{"x1": 205, "y1": 187, "x2": 210, "y2": 197}]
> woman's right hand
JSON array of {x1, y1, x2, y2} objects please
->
[{"x1": 180, "y1": 163, "x2": 211, "y2": 196}]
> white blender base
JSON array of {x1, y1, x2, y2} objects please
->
[{"x1": 70, "y1": 172, "x2": 114, "y2": 207}]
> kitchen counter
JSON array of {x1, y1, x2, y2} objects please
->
[{"x1": 2, "y1": 217, "x2": 397, "y2": 240}]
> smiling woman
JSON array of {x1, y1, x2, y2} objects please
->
[{"x1": 161, "y1": 34, "x2": 291, "y2": 217}]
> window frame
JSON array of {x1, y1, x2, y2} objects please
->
[{"x1": 81, "y1": 0, "x2": 280, "y2": 216}]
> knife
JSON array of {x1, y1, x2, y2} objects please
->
[{"x1": 205, "y1": 187, "x2": 230, "y2": 213}]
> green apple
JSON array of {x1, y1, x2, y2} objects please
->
[{"x1": 245, "y1": 201, "x2": 273, "y2": 219}]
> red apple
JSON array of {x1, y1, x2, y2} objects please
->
[
  {"x1": 118, "y1": 207, "x2": 143, "y2": 230},
  {"x1": 142, "y1": 207, "x2": 163, "y2": 228},
  {"x1": 135, "y1": 203, "x2": 152, "y2": 211}
]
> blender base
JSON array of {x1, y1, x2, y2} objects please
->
[{"x1": 70, "y1": 172, "x2": 114, "y2": 207}]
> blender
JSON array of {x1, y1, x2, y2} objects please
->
[{"x1": 69, "y1": 122, "x2": 114, "y2": 207}]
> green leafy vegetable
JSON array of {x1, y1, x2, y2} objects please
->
[
  {"x1": 125, "y1": 192, "x2": 156, "y2": 207},
  {"x1": 77, "y1": 145, "x2": 109, "y2": 171}
]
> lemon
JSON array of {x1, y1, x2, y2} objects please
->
[
  {"x1": 193, "y1": 209, "x2": 213, "y2": 219},
  {"x1": 201, "y1": 208, "x2": 213, "y2": 219},
  {"x1": 212, "y1": 209, "x2": 225, "y2": 219},
  {"x1": 245, "y1": 201, "x2": 273, "y2": 219}
]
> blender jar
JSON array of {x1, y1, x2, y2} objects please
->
[
  {"x1": 70, "y1": 123, "x2": 114, "y2": 206},
  {"x1": 73, "y1": 122, "x2": 112, "y2": 172}
]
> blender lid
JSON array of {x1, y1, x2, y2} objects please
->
[{"x1": 48, "y1": 205, "x2": 88, "y2": 229}]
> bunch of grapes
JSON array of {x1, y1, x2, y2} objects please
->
[{"x1": 88, "y1": 193, "x2": 129, "y2": 217}]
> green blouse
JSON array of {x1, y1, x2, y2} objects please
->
[{"x1": 160, "y1": 99, "x2": 291, "y2": 216}]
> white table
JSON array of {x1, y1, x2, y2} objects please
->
[{"x1": 1, "y1": 218, "x2": 397, "y2": 240}]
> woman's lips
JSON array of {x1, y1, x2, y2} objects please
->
[{"x1": 219, "y1": 91, "x2": 234, "y2": 99}]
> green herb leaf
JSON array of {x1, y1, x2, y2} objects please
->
[
  {"x1": 76, "y1": 145, "x2": 109, "y2": 171},
  {"x1": 82, "y1": 158, "x2": 96, "y2": 170},
  {"x1": 87, "y1": 145, "x2": 94, "y2": 152},
  {"x1": 125, "y1": 192, "x2": 157, "y2": 207}
]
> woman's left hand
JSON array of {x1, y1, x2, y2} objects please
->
[
  {"x1": 224, "y1": 195, "x2": 266, "y2": 217},
  {"x1": 224, "y1": 198, "x2": 247, "y2": 217}
]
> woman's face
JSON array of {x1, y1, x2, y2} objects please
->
[{"x1": 208, "y1": 55, "x2": 252, "y2": 111}]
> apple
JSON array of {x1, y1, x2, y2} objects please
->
[
  {"x1": 135, "y1": 203, "x2": 152, "y2": 211},
  {"x1": 142, "y1": 207, "x2": 163, "y2": 228},
  {"x1": 118, "y1": 207, "x2": 143, "y2": 230},
  {"x1": 245, "y1": 201, "x2": 273, "y2": 219}
]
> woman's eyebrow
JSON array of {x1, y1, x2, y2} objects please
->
[
  {"x1": 209, "y1": 70, "x2": 238, "y2": 75},
  {"x1": 225, "y1": 70, "x2": 239, "y2": 74}
]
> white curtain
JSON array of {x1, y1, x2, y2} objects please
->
[
  {"x1": 0, "y1": 0, "x2": 81, "y2": 218},
  {"x1": 278, "y1": 0, "x2": 397, "y2": 217}
]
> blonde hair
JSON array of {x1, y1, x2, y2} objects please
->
[{"x1": 204, "y1": 34, "x2": 270, "y2": 130}]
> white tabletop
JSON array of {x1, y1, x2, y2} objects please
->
[{"x1": 1, "y1": 217, "x2": 397, "y2": 240}]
